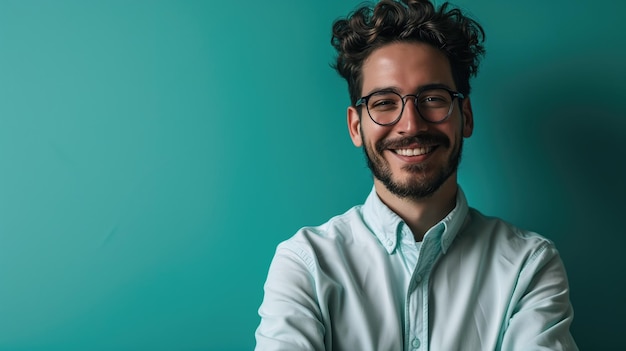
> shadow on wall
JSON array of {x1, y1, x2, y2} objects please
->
[{"x1": 498, "y1": 55, "x2": 625, "y2": 350}]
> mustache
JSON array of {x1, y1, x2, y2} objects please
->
[{"x1": 376, "y1": 133, "x2": 450, "y2": 152}]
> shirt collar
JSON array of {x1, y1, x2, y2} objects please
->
[{"x1": 361, "y1": 186, "x2": 469, "y2": 254}]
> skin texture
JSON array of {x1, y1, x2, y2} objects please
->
[{"x1": 347, "y1": 41, "x2": 474, "y2": 240}]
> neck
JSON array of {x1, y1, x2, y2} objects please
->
[{"x1": 374, "y1": 177, "x2": 458, "y2": 241}]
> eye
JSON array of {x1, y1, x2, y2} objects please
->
[
  {"x1": 369, "y1": 93, "x2": 401, "y2": 111},
  {"x1": 418, "y1": 89, "x2": 451, "y2": 108},
  {"x1": 372, "y1": 99, "x2": 396, "y2": 107}
]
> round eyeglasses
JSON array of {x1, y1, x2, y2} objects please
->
[{"x1": 355, "y1": 87, "x2": 465, "y2": 126}]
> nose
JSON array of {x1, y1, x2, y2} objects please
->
[{"x1": 395, "y1": 97, "x2": 428, "y2": 134}]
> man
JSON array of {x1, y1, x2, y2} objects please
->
[{"x1": 255, "y1": 0, "x2": 577, "y2": 350}]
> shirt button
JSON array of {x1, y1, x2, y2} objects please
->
[
  {"x1": 411, "y1": 338, "x2": 421, "y2": 348},
  {"x1": 385, "y1": 239, "x2": 393, "y2": 247},
  {"x1": 415, "y1": 274, "x2": 422, "y2": 282}
]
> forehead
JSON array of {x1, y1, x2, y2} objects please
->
[{"x1": 361, "y1": 41, "x2": 455, "y2": 94}]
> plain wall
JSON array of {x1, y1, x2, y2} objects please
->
[{"x1": 0, "y1": 0, "x2": 624, "y2": 350}]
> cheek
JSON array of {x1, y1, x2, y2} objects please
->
[
  {"x1": 361, "y1": 124, "x2": 386, "y2": 146},
  {"x1": 445, "y1": 119, "x2": 465, "y2": 141}
]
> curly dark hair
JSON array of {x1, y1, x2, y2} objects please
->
[{"x1": 331, "y1": 0, "x2": 485, "y2": 106}]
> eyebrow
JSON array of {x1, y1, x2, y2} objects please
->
[{"x1": 363, "y1": 83, "x2": 455, "y2": 96}]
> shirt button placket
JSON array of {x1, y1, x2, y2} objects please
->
[{"x1": 411, "y1": 337, "x2": 421, "y2": 349}]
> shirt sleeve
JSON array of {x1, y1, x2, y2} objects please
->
[
  {"x1": 255, "y1": 244, "x2": 326, "y2": 351},
  {"x1": 501, "y1": 242, "x2": 579, "y2": 350}
]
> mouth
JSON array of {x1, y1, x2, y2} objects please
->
[{"x1": 392, "y1": 146, "x2": 435, "y2": 157}]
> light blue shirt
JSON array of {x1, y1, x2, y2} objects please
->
[{"x1": 255, "y1": 187, "x2": 577, "y2": 350}]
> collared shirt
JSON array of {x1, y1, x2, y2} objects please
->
[{"x1": 255, "y1": 187, "x2": 578, "y2": 351}]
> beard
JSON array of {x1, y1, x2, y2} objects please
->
[{"x1": 362, "y1": 131, "x2": 463, "y2": 200}]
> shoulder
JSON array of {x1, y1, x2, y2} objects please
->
[
  {"x1": 274, "y1": 205, "x2": 371, "y2": 269},
  {"x1": 462, "y1": 208, "x2": 559, "y2": 265},
  {"x1": 287, "y1": 205, "x2": 365, "y2": 243},
  {"x1": 467, "y1": 208, "x2": 554, "y2": 244}
]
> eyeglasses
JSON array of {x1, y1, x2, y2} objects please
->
[{"x1": 355, "y1": 86, "x2": 465, "y2": 126}]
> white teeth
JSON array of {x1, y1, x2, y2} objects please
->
[{"x1": 395, "y1": 147, "x2": 431, "y2": 156}]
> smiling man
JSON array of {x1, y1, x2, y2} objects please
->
[{"x1": 255, "y1": 1, "x2": 577, "y2": 350}]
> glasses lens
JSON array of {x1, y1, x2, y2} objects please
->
[
  {"x1": 366, "y1": 91, "x2": 403, "y2": 125},
  {"x1": 416, "y1": 88, "x2": 455, "y2": 123}
]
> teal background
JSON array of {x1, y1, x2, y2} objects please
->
[{"x1": 0, "y1": 0, "x2": 624, "y2": 350}]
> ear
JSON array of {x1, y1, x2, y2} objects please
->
[
  {"x1": 347, "y1": 106, "x2": 363, "y2": 147},
  {"x1": 461, "y1": 97, "x2": 474, "y2": 138}
]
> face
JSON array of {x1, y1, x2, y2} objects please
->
[{"x1": 347, "y1": 41, "x2": 474, "y2": 200}]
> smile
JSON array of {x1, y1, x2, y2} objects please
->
[{"x1": 393, "y1": 147, "x2": 433, "y2": 156}]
